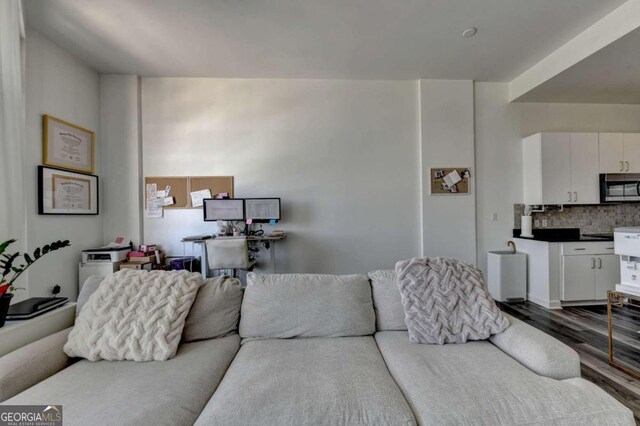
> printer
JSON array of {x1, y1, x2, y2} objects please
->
[
  {"x1": 614, "y1": 227, "x2": 640, "y2": 296},
  {"x1": 81, "y1": 246, "x2": 130, "y2": 263},
  {"x1": 79, "y1": 246, "x2": 130, "y2": 290}
]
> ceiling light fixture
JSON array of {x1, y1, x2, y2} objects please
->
[{"x1": 462, "y1": 27, "x2": 478, "y2": 38}]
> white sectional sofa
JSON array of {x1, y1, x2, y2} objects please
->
[{"x1": 0, "y1": 271, "x2": 634, "y2": 425}]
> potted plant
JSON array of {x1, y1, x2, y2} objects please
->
[{"x1": 0, "y1": 239, "x2": 70, "y2": 327}]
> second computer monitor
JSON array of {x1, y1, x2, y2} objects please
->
[
  {"x1": 203, "y1": 198, "x2": 245, "y2": 221},
  {"x1": 245, "y1": 198, "x2": 281, "y2": 223}
]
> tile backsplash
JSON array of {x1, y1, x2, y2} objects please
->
[{"x1": 514, "y1": 204, "x2": 640, "y2": 234}]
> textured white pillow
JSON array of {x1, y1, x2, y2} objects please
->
[
  {"x1": 64, "y1": 270, "x2": 202, "y2": 361},
  {"x1": 395, "y1": 257, "x2": 509, "y2": 345}
]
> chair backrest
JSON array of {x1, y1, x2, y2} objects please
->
[{"x1": 206, "y1": 238, "x2": 250, "y2": 269}]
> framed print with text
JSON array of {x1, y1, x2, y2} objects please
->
[
  {"x1": 43, "y1": 114, "x2": 95, "y2": 173},
  {"x1": 38, "y1": 166, "x2": 99, "y2": 215}
]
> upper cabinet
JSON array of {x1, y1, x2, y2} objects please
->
[
  {"x1": 523, "y1": 132, "x2": 599, "y2": 205},
  {"x1": 599, "y1": 133, "x2": 640, "y2": 173}
]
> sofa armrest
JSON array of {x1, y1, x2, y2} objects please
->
[
  {"x1": 0, "y1": 327, "x2": 73, "y2": 402},
  {"x1": 490, "y1": 313, "x2": 581, "y2": 380}
]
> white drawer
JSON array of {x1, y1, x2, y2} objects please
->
[{"x1": 561, "y1": 242, "x2": 616, "y2": 256}]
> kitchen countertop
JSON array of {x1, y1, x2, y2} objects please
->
[{"x1": 512, "y1": 228, "x2": 613, "y2": 242}]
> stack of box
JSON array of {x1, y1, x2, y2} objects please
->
[{"x1": 119, "y1": 244, "x2": 166, "y2": 271}]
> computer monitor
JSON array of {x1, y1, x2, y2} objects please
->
[
  {"x1": 203, "y1": 198, "x2": 245, "y2": 221},
  {"x1": 244, "y1": 198, "x2": 281, "y2": 223}
]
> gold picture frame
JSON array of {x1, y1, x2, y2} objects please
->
[{"x1": 43, "y1": 114, "x2": 95, "y2": 174}]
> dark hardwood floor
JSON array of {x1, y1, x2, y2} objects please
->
[{"x1": 498, "y1": 301, "x2": 640, "y2": 425}]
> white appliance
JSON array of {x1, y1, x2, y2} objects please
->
[
  {"x1": 487, "y1": 251, "x2": 527, "y2": 302},
  {"x1": 78, "y1": 261, "x2": 124, "y2": 290},
  {"x1": 81, "y1": 247, "x2": 130, "y2": 263},
  {"x1": 614, "y1": 227, "x2": 640, "y2": 296}
]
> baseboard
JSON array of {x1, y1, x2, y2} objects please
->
[
  {"x1": 561, "y1": 300, "x2": 607, "y2": 307},
  {"x1": 527, "y1": 293, "x2": 562, "y2": 310}
]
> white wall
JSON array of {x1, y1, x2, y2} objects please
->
[
  {"x1": 24, "y1": 30, "x2": 101, "y2": 301},
  {"x1": 420, "y1": 80, "x2": 476, "y2": 264},
  {"x1": 141, "y1": 78, "x2": 421, "y2": 274},
  {"x1": 474, "y1": 81, "x2": 640, "y2": 271},
  {"x1": 474, "y1": 83, "x2": 523, "y2": 272},
  {"x1": 100, "y1": 75, "x2": 142, "y2": 244}
]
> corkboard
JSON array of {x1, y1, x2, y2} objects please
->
[
  {"x1": 189, "y1": 176, "x2": 234, "y2": 202},
  {"x1": 430, "y1": 167, "x2": 471, "y2": 195},
  {"x1": 144, "y1": 176, "x2": 235, "y2": 209},
  {"x1": 144, "y1": 176, "x2": 189, "y2": 208}
]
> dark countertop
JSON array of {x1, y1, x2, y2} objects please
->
[{"x1": 512, "y1": 228, "x2": 613, "y2": 242}]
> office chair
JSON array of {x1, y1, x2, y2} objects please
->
[{"x1": 205, "y1": 237, "x2": 256, "y2": 279}]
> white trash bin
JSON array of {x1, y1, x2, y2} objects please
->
[{"x1": 487, "y1": 251, "x2": 526, "y2": 303}]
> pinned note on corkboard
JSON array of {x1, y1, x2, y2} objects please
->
[
  {"x1": 430, "y1": 167, "x2": 471, "y2": 195},
  {"x1": 144, "y1": 175, "x2": 235, "y2": 209},
  {"x1": 189, "y1": 176, "x2": 234, "y2": 201},
  {"x1": 144, "y1": 176, "x2": 189, "y2": 208}
]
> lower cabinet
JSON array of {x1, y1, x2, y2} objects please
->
[{"x1": 561, "y1": 253, "x2": 619, "y2": 301}]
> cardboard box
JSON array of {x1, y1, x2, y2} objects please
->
[
  {"x1": 120, "y1": 262, "x2": 152, "y2": 271},
  {"x1": 128, "y1": 253, "x2": 164, "y2": 264}
]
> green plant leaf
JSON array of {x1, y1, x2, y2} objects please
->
[
  {"x1": 23, "y1": 253, "x2": 33, "y2": 264},
  {"x1": 0, "y1": 240, "x2": 16, "y2": 256},
  {"x1": 33, "y1": 247, "x2": 41, "y2": 259},
  {"x1": 1, "y1": 253, "x2": 19, "y2": 276}
]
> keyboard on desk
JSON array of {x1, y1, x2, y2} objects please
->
[{"x1": 182, "y1": 234, "x2": 215, "y2": 242}]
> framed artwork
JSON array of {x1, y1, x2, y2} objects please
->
[
  {"x1": 38, "y1": 166, "x2": 99, "y2": 215},
  {"x1": 42, "y1": 114, "x2": 95, "y2": 173},
  {"x1": 430, "y1": 167, "x2": 471, "y2": 194}
]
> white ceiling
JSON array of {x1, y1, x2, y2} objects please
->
[
  {"x1": 23, "y1": 0, "x2": 629, "y2": 81},
  {"x1": 513, "y1": 26, "x2": 640, "y2": 104}
]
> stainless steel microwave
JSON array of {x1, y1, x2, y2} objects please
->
[{"x1": 600, "y1": 173, "x2": 640, "y2": 203}]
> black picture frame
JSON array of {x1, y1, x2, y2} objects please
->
[{"x1": 38, "y1": 165, "x2": 99, "y2": 215}]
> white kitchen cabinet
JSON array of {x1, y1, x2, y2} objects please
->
[
  {"x1": 561, "y1": 247, "x2": 620, "y2": 302},
  {"x1": 570, "y1": 133, "x2": 600, "y2": 204},
  {"x1": 599, "y1": 133, "x2": 624, "y2": 173},
  {"x1": 598, "y1": 133, "x2": 640, "y2": 173},
  {"x1": 523, "y1": 132, "x2": 599, "y2": 205},
  {"x1": 595, "y1": 254, "x2": 619, "y2": 299},
  {"x1": 623, "y1": 133, "x2": 640, "y2": 172},
  {"x1": 515, "y1": 239, "x2": 619, "y2": 309},
  {"x1": 562, "y1": 255, "x2": 596, "y2": 301}
]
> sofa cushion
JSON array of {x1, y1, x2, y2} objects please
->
[
  {"x1": 368, "y1": 270, "x2": 407, "y2": 331},
  {"x1": 78, "y1": 274, "x2": 243, "y2": 342},
  {"x1": 77, "y1": 275, "x2": 105, "y2": 317},
  {"x1": 64, "y1": 270, "x2": 201, "y2": 361},
  {"x1": 375, "y1": 331, "x2": 634, "y2": 425},
  {"x1": 182, "y1": 276, "x2": 243, "y2": 342},
  {"x1": 195, "y1": 336, "x2": 416, "y2": 426},
  {"x1": 240, "y1": 273, "x2": 375, "y2": 339},
  {"x1": 4, "y1": 335, "x2": 240, "y2": 426}
]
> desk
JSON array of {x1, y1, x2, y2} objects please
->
[
  {"x1": 183, "y1": 234, "x2": 287, "y2": 277},
  {"x1": 0, "y1": 302, "x2": 76, "y2": 357}
]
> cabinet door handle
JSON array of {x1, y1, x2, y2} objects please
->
[
  {"x1": 591, "y1": 258, "x2": 596, "y2": 269},
  {"x1": 598, "y1": 258, "x2": 602, "y2": 269},
  {"x1": 620, "y1": 160, "x2": 624, "y2": 171},
  {"x1": 574, "y1": 192, "x2": 577, "y2": 202},
  {"x1": 568, "y1": 192, "x2": 572, "y2": 202},
  {"x1": 574, "y1": 248, "x2": 586, "y2": 251},
  {"x1": 626, "y1": 161, "x2": 630, "y2": 171}
]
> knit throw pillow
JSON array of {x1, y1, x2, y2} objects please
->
[
  {"x1": 395, "y1": 257, "x2": 509, "y2": 344},
  {"x1": 64, "y1": 270, "x2": 202, "y2": 361}
]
